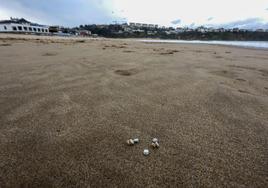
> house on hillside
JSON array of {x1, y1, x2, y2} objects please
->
[
  {"x1": 196, "y1": 26, "x2": 206, "y2": 33},
  {"x1": 135, "y1": 23, "x2": 142, "y2": 27},
  {"x1": 256, "y1": 29, "x2": 265, "y2": 32},
  {"x1": 77, "y1": 30, "x2": 92, "y2": 36},
  {"x1": 232, "y1": 28, "x2": 240, "y2": 33},
  {"x1": 129, "y1": 23, "x2": 136, "y2": 27},
  {"x1": 0, "y1": 18, "x2": 49, "y2": 34},
  {"x1": 142, "y1": 24, "x2": 148, "y2": 28}
]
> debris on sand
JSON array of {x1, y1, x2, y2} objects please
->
[
  {"x1": 126, "y1": 138, "x2": 159, "y2": 156},
  {"x1": 143, "y1": 149, "x2": 150, "y2": 156},
  {"x1": 152, "y1": 138, "x2": 158, "y2": 143},
  {"x1": 151, "y1": 142, "x2": 160, "y2": 149},
  {"x1": 127, "y1": 138, "x2": 139, "y2": 146},
  {"x1": 151, "y1": 138, "x2": 160, "y2": 149},
  {"x1": 126, "y1": 139, "x2": 135, "y2": 146}
]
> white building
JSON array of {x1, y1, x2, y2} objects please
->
[
  {"x1": 135, "y1": 23, "x2": 142, "y2": 27},
  {"x1": 0, "y1": 18, "x2": 49, "y2": 34},
  {"x1": 197, "y1": 27, "x2": 206, "y2": 33},
  {"x1": 129, "y1": 22, "x2": 136, "y2": 27}
]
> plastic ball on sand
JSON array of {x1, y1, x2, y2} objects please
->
[{"x1": 143, "y1": 149, "x2": 149, "y2": 156}]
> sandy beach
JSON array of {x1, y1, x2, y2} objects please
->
[{"x1": 0, "y1": 34, "x2": 267, "y2": 187}]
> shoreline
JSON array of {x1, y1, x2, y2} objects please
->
[
  {"x1": 139, "y1": 39, "x2": 268, "y2": 50},
  {"x1": 1, "y1": 33, "x2": 268, "y2": 50}
]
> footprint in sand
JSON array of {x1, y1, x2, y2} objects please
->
[
  {"x1": 236, "y1": 78, "x2": 246, "y2": 82},
  {"x1": 0, "y1": 43, "x2": 12, "y2": 46},
  {"x1": 123, "y1": 50, "x2": 135, "y2": 53},
  {"x1": 42, "y1": 52, "x2": 58, "y2": 56},
  {"x1": 238, "y1": 89, "x2": 251, "y2": 94},
  {"x1": 114, "y1": 69, "x2": 138, "y2": 76},
  {"x1": 259, "y1": 69, "x2": 268, "y2": 77}
]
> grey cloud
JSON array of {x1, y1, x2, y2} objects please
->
[
  {"x1": 0, "y1": 0, "x2": 122, "y2": 26},
  {"x1": 189, "y1": 23, "x2": 195, "y2": 28},
  {"x1": 207, "y1": 17, "x2": 214, "y2": 21},
  {"x1": 171, "y1": 19, "x2": 181, "y2": 25},
  {"x1": 205, "y1": 17, "x2": 268, "y2": 29}
]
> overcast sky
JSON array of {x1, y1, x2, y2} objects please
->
[{"x1": 0, "y1": 0, "x2": 268, "y2": 29}]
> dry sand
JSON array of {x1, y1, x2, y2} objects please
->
[{"x1": 0, "y1": 34, "x2": 267, "y2": 188}]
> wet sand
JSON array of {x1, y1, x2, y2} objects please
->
[{"x1": 0, "y1": 34, "x2": 267, "y2": 187}]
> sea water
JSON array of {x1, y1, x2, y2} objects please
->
[{"x1": 140, "y1": 39, "x2": 268, "y2": 49}]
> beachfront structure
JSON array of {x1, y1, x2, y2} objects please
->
[{"x1": 0, "y1": 18, "x2": 49, "y2": 34}]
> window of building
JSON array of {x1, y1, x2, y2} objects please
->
[
  {"x1": 45, "y1": 29, "x2": 48, "y2": 32},
  {"x1": 41, "y1": 29, "x2": 44, "y2": 32},
  {"x1": 38, "y1": 28, "x2": 41, "y2": 32},
  {"x1": 12, "y1": 26, "x2": 17, "y2": 31},
  {"x1": 33, "y1": 28, "x2": 37, "y2": 32},
  {"x1": 23, "y1": 27, "x2": 28, "y2": 31},
  {"x1": 4, "y1": 26, "x2": 7, "y2": 30},
  {"x1": 29, "y1": 27, "x2": 32, "y2": 31},
  {"x1": 18, "y1": 26, "x2": 22, "y2": 31}
]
